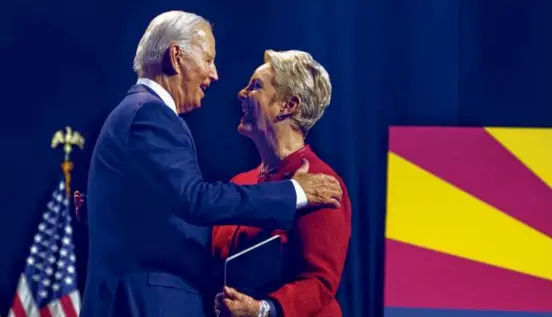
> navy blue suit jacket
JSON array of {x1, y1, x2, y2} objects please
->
[{"x1": 80, "y1": 84, "x2": 296, "y2": 317}]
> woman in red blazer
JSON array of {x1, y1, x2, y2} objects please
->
[
  {"x1": 74, "y1": 49, "x2": 351, "y2": 317},
  {"x1": 212, "y1": 50, "x2": 351, "y2": 317}
]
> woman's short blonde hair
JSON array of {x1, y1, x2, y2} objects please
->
[{"x1": 264, "y1": 50, "x2": 332, "y2": 135}]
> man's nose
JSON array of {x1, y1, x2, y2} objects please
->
[{"x1": 210, "y1": 64, "x2": 219, "y2": 82}]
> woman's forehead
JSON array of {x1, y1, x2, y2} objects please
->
[{"x1": 251, "y1": 63, "x2": 273, "y2": 80}]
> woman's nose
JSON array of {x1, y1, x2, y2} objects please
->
[{"x1": 238, "y1": 88, "x2": 247, "y2": 101}]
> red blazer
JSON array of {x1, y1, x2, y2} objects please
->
[{"x1": 212, "y1": 146, "x2": 351, "y2": 317}]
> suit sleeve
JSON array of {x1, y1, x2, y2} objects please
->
[
  {"x1": 267, "y1": 199, "x2": 351, "y2": 317},
  {"x1": 126, "y1": 102, "x2": 296, "y2": 229}
]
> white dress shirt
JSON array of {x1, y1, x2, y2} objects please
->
[
  {"x1": 137, "y1": 78, "x2": 178, "y2": 115},
  {"x1": 136, "y1": 78, "x2": 308, "y2": 209}
]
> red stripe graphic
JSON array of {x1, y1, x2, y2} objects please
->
[
  {"x1": 384, "y1": 239, "x2": 552, "y2": 312},
  {"x1": 384, "y1": 307, "x2": 552, "y2": 317}
]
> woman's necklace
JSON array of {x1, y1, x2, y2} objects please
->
[{"x1": 259, "y1": 162, "x2": 277, "y2": 180}]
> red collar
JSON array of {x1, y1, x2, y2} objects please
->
[{"x1": 258, "y1": 145, "x2": 312, "y2": 181}]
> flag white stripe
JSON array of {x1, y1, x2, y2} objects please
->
[
  {"x1": 48, "y1": 299, "x2": 65, "y2": 317},
  {"x1": 8, "y1": 275, "x2": 40, "y2": 317},
  {"x1": 69, "y1": 291, "x2": 81, "y2": 313},
  {"x1": 21, "y1": 275, "x2": 40, "y2": 317}
]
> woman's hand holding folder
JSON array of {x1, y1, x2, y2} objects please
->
[{"x1": 214, "y1": 286, "x2": 261, "y2": 317}]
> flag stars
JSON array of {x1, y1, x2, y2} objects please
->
[
  {"x1": 60, "y1": 249, "x2": 68, "y2": 257},
  {"x1": 34, "y1": 235, "x2": 42, "y2": 243},
  {"x1": 67, "y1": 266, "x2": 75, "y2": 274},
  {"x1": 64, "y1": 277, "x2": 72, "y2": 285},
  {"x1": 39, "y1": 290, "x2": 48, "y2": 299},
  {"x1": 52, "y1": 284, "x2": 60, "y2": 291},
  {"x1": 43, "y1": 279, "x2": 51, "y2": 287}
]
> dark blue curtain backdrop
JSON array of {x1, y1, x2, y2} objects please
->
[{"x1": 1, "y1": 0, "x2": 551, "y2": 316}]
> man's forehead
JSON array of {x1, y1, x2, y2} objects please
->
[
  {"x1": 192, "y1": 27, "x2": 215, "y2": 54},
  {"x1": 197, "y1": 29, "x2": 207, "y2": 38}
]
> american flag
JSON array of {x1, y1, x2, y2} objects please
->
[{"x1": 8, "y1": 179, "x2": 81, "y2": 317}]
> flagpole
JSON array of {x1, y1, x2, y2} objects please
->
[{"x1": 61, "y1": 161, "x2": 73, "y2": 198}]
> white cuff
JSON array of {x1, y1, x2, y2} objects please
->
[{"x1": 290, "y1": 179, "x2": 308, "y2": 209}]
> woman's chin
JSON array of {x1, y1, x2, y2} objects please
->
[{"x1": 237, "y1": 120, "x2": 254, "y2": 137}]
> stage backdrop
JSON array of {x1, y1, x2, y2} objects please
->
[{"x1": 384, "y1": 126, "x2": 552, "y2": 317}]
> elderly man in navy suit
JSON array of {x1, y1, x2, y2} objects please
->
[{"x1": 80, "y1": 11, "x2": 343, "y2": 317}]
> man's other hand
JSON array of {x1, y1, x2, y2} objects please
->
[{"x1": 74, "y1": 191, "x2": 86, "y2": 222}]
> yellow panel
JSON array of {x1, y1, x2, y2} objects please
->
[
  {"x1": 385, "y1": 152, "x2": 552, "y2": 281},
  {"x1": 486, "y1": 127, "x2": 552, "y2": 190}
]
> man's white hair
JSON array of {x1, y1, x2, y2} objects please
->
[
  {"x1": 264, "y1": 50, "x2": 332, "y2": 135},
  {"x1": 133, "y1": 11, "x2": 210, "y2": 77}
]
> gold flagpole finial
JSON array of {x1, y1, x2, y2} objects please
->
[{"x1": 51, "y1": 127, "x2": 85, "y2": 197}]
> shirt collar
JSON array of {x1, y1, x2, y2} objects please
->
[{"x1": 136, "y1": 78, "x2": 178, "y2": 115}]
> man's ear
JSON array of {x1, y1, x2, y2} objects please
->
[{"x1": 162, "y1": 43, "x2": 181, "y2": 75}]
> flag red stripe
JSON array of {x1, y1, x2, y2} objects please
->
[
  {"x1": 11, "y1": 295, "x2": 28, "y2": 317},
  {"x1": 39, "y1": 306, "x2": 52, "y2": 317},
  {"x1": 60, "y1": 294, "x2": 78, "y2": 317}
]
